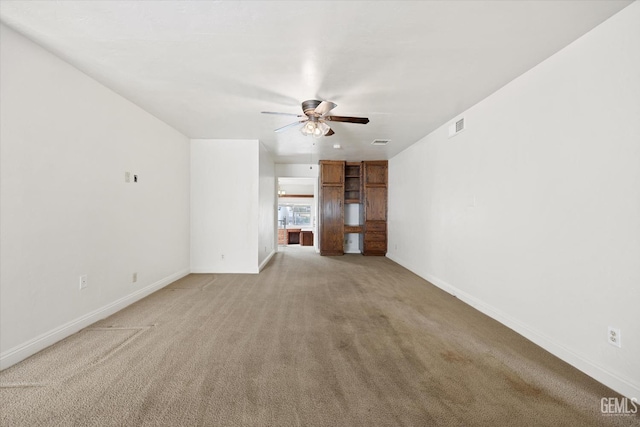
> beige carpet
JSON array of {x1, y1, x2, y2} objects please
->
[{"x1": 1, "y1": 247, "x2": 637, "y2": 426}]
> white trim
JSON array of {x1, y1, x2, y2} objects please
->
[
  {"x1": 259, "y1": 250, "x2": 276, "y2": 271},
  {"x1": 386, "y1": 253, "x2": 640, "y2": 399},
  {"x1": 0, "y1": 268, "x2": 190, "y2": 370},
  {"x1": 190, "y1": 267, "x2": 259, "y2": 274}
]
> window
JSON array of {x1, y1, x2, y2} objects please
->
[{"x1": 278, "y1": 204, "x2": 311, "y2": 227}]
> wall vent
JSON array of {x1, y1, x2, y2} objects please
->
[
  {"x1": 448, "y1": 117, "x2": 466, "y2": 137},
  {"x1": 371, "y1": 139, "x2": 390, "y2": 146}
]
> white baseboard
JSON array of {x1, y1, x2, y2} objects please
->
[
  {"x1": 190, "y1": 267, "x2": 258, "y2": 274},
  {"x1": 0, "y1": 268, "x2": 190, "y2": 371},
  {"x1": 259, "y1": 250, "x2": 276, "y2": 271},
  {"x1": 385, "y1": 253, "x2": 640, "y2": 400}
]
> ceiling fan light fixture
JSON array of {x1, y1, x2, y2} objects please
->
[
  {"x1": 318, "y1": 121, "x2": 330, "y2": 136},
  {"x1": 301, "y1": 119, "x2": 331, "y2": 138},
  {"x1": 301, "y1": 121, "x2": 316, "y2": 136}
]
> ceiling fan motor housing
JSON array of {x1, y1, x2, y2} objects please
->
[{"x1": 302, "y1": 99, "x2": 322, "y2": 116}]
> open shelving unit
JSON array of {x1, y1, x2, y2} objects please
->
[{"x1": 344, "y1": 162, "x2": 361, "y2": 204}]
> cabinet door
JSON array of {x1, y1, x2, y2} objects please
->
[
  {"x1": 365, "y1": 187, "x2": 387, "y2": 222},
  {"x1": 363, "y1": 234, "x2": 387, "y2": 255},
  {"x1": 320, "y1": 186, "x2": 344, "y2": 255},
  {"x1": 363, "y1": 161, "x2": 387, "y2": 186},
  {"x1": 320, "y1": 161, "x2": 345, "y2": 185}
]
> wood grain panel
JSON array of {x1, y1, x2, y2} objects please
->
[
  {"x1": 320, "y1": 185, "x2": 344, "y2": 255},
  {"x1": 364, "y1": 232, "x2": 386, "y2": 242},
  {"x1": 363, "y1": 161, "x2": 388, "y2": 186},
  {"x1": 320, "y1": 160, "x2": 344, "y2": 185},
  {"x1": 363, "y1": 240, "x2": 387, "y2": 254},
  {"x1": 344, "y1": 225, "x2": 363, "y2": 234},
  {"x1": 365, "y1": 187, "x2": 387, "y2": 222},
  {"x1": 365, "y1": 221, "x2": 386, "y2": 232}
]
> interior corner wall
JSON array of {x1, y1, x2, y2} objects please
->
[
  {"x1": 190, "y1": 139, "x2": 259, "y2": 273},
  {"x1": 258, "y1": 143, "x2": 276, "y2": 269},
  {"x1": 0, "y1": 24, "x2": 191, "y2": 369},
  {"x1": 387, "y1": 3, "x2": 640, "y2": 399}
]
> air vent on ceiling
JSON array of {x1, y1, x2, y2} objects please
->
[
  {"x1": 371, "y1": 139, "x2": 390, "y2": 146},
  {"x1": 448, "y1": 117, "x2": 465, "y2": 138}
]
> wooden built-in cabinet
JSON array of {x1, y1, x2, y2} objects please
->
[
  {"x1": 363, "y1": 161, "x2": 388, "y2": 186},
  {"x1": 319, "y1": 159, "x2": 388, "y2": 256},
  {"x1": 320, "y1": 161, "x2": 344, "y2": 185},
  {"x1": 301, "y1": 230, "x2": 314, "y2": 246},
  {"x1": 360, "y1": 161, "x2": 388, "y2": 256},
  {"x1": 319, "y1": 161, "x2": 345, "y2": 256}
]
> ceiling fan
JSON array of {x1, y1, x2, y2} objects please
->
[{"x1": 261, "y1": 100, "x2": 369, "y2": 138}]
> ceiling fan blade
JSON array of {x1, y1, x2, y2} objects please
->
[
  {"x1": 325, "y1": 128, "x2": 335, "y2": 136},
  {"x1": 261, "y1": 111, "x2": 306, "y2": 117},
  {"x1": 325, "y1": 115, "x2": 370, "y2": 124},
  {"x1": 314, "y1": 101, "x2": 337, "y2": 116},
  {"x1": 274, "y1": 120, "x2": 307, "y2": 133}
]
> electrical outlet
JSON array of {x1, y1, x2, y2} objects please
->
[
  {"x1": 79, "y1": 275, "x2": 87, "y2": 290},
  {"x1": 608, "y1": 327, "x2": 621, "y2": 348},
  {"x1": 125, "y1": 172, "x2": 130, "y2": 183},
  {"x1": 221, "y1": 254, "x2": 225, "y2": 260},
  {"x1": 132, "y1": 272, "x2": 137, "y2": 283}
]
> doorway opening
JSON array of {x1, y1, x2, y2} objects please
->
[{"x1": 277, "y1": 177, "x2": 316, "y2": 249}]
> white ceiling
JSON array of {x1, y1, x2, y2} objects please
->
[{"x1": 0, "y1": 1, "x2": 632, "y2": 163}]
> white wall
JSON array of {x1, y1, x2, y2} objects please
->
[
  {"x1": 0, "y1": 24, "x2": 191, "y2": 369},
  {"x1": 191, "y1": 139, "x2": 260, "y2": 273},
  {"x1": 388, "y1": 3, "x2": 640, "y2": 399},
  {"x1": 275, "y1": 163, "x2": 319, "y2": 179},
  {"x1": 258, "y1": 143, "x2": 276, "y2": 269}
]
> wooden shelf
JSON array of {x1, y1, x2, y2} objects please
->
[
  {"x1": 345, "y1": 168, "x2": 361, "y2": 206},
  {"x1": 344, "y1": 225, "x2": 363, "y2": 233},
  {"x1": 345, "y1": 163, "x2": 361, "y2": 178}
]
